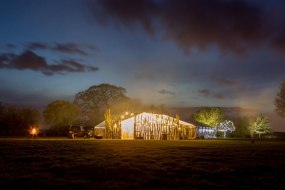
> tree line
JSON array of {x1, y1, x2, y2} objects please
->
[
  {"x1": 1, "y1": 81, "x2": 285, "y2": 137},
  {"x1": 192, "y1": 107, "x2": 271, "y2": 138},
  {"x1": 0, "y1": 102, "x2": 40, "y2": 136}
]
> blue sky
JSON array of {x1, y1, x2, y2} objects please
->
[{"x1": 1, "y1": 0, "x2": 285, "y2": 130}]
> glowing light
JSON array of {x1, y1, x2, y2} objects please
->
[
  {"x1": 216, "y1": 120, "x2": 235, "y2": 138},
  {"x1": 99, "y1": 112, "x2": 204, "y2": 140},
  {"x1": 29, "y1": 126, "x2": 38, "y2": 136}
]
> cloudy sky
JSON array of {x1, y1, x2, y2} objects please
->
[{"x1": 1, "y1": 0, "x2": 285, "y2": 129}]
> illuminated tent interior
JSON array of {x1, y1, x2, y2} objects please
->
[{"x1": 94, "y1": 112, "x2": 215, "y2": 140}]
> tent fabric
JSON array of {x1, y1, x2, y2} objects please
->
[{"x1": 94, "y1": 112, "x2": 198, "y2": 139}]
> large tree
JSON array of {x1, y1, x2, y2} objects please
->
[
  {"x1": 249, "y1": 114, "x2": 271, "y2": 138},
  {"x1": 74, "y1": 83, "x2": 129, "y2": 123},
  {"x1": 275, "y1": 80, "x2": 285, "y2": 117},
  {"x1": 231, "y1": 116, "x2": 251, "y2": 138},
  {"x1": 74, "y1": 83, "x2": 129, "y2": 110},
  {"x1": 43, "y1": 100, "x2": 80, "y2": 131},
  {"x1": 192, "y1": 107, "x2": 224, "y2": 127}
]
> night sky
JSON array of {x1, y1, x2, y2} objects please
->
[{"x1": 1, "y1": 0, "x2": 285, "y2": 130}]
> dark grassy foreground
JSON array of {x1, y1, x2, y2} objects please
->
[{"x1": 0, "y1": 139, "x2": 285, "y2": 190}]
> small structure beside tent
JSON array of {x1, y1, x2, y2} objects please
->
[
  {"x1": 190, "y1": 121, "x2": 216, "y2": 139},
  {"x1": 93, "y1": 122, "x2": 105, "y2": 139},
  {"x1": 94, "y1": 112, "x2": 215, "y2": 140}
]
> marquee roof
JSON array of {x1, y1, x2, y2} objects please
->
[{"x1": 95, "y1": 112, "x2": 196, "y2": 128}]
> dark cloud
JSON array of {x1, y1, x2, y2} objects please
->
[
  {"x1": 27, "y1": 42, "x2": 49, "y2": 50},
  {"x1": 212, "y1": 92, "x2": 225, "y2": 99},
  {"x1": 5, "y1": 43, "x2": 17, "y2": 49},
  {"x1": 89, "y1": 0, "x2": 285, "y2": 93},
  {"x1": 25, "y1": 42, "x2": 98, "y2": 56},
  {"x1": 91, "y1": 0, "x2": 285, "y2": 55},
  {"x1": 198, "y1": 89, "x2": 226, "y2": 99},
  {"x1": 86, "y1": 44, "x2": 98, "y2": 51},
  {"x1": 87, "y1": 65, "x2": 99, "y2": 71},
  {"x1": 0, "y1": 53, "x2": 15, "y2": 63},
  {"x1": 61, "y1": 60, "x2": 85, "y2": 72},
  {"x1": 92, "y1": 0, "x2": 158, "y2": 34},
  {"x1": 216, "y1": 77, "x2": 238, "y2": 86},
  {"x1": 198, "y1": 89, "x2": 210, "y2": 97},
  {"x1": 53, "y1": 43, "x2": 89, "y2": 56},
  {"x1": 158, "y1": 89, "x2": 175, "y2": 95},
  {"x1": 10, "y1": 51, "x2": 47, "y2": 71},
  {"x1": 0, "y1": 51, "x2": 99, "y2": 75},
  {"x1": 271, "y1": 25, "x2": 285, "y2": 54}
]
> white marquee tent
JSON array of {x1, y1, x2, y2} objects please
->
[{"x1": 94, "y1": 112, "x2": 200, "y2": 140}]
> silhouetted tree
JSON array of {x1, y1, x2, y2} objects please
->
[
  {"x1": 231, "y1": 116, "x2": 251, "y2": 138},
  {"x1": 0, "y1": 102, "x2": 5, "y2": 132},
  {"x1": 275, "y1": 80, "x2": 285, "y2": 117},
  {"x1": 0, "y1": 105, "x2": 18, "y2": 135},
  {"x1": 0, "y1": 102, "x2": 40, "y2": 136},
  {"x1": 74, "y1": 83, "x2": 129, "y2": 124},
  {"x1": 43, "y1": 100, "x2": 80, "y2": 133},
  {"x1": 17, "y1": 108, "x2": 40, "y2": 135}
]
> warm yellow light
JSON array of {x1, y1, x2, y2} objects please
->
[
  {"x1": 130, "y1": 113, "x2": 134, "y2": 116},
  {"x1": 125, "y1": 112, "x2": 129, "y2": 115},
  {"x1": 121, "y1": 115, "x2": 124, "y2": 119},
  {"x1": 30, "y1": 127, "x2": 38, "y2": 136}
]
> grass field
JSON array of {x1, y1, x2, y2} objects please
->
[{"x1": 0, "y1": 139, "x2": 285, "y2": 189}]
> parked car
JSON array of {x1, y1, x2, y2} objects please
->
[{"x1": 68, "y1": 126, "x2": 93, "y2": 139}]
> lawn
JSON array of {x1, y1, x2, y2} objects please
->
[{"x1": 0, "y1": 139, "x2": 285, "y2": 189}]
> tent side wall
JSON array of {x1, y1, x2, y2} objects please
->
[{"x1": 121, "y1": 118, "x2": 134, "y2": 139}]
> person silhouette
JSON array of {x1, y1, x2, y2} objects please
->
[{"x1": 251, "y1": 136, "x2": 255, "y2": 143}]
